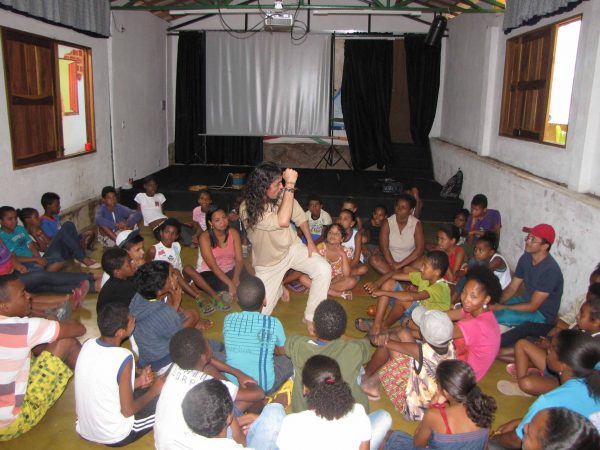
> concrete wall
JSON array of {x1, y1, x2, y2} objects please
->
[
  {"x1": 110, "y1": 11, "x2": 169, "y2": 188},
  {"x1": 432, "y1": 2, "x2": 600, "y2": 306},
  {"x1": 0, "y1": 10, "x2": 113, "y2": 212}
]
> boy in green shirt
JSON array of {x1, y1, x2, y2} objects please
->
[{"x1": 360, "y1": 250, "x2": 450, "y2": 335}]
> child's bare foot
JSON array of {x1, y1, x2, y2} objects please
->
[
  {"x1": 280, "y1": 286, "x2": 290, "y2": 303},
  {"x1": 360, "y1": 375, "x2": 381, "y2": 401},
  {"x1": 196, "y1": 318, "x2": 213, "y2": 330}
]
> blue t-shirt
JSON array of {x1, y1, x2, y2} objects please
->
[
  {"x1": 223, "y1": 311, "x2": 286, "y2": 392},
  {"x1": 0, "y1": 225, "x2": 33, "y2": 257},
  {"x1": 517, "y1": 378, "x2": 600, "y2": 438},
  {"x1": 514, "y1": 252, "x2": 563, "y2": 324},
  {"x1": 40, "y1": 214, "x2": 61, "y2": 238}
]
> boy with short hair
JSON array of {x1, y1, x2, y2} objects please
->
[
  {"x1": 360, "y1": 250, "x2": 451, "y2": 336},
  {"x1": 362, "y1": 204, "x2": 388, "y2": 258},
  {"x1": 341, "y1": 196, "x2": 362, "y2": 230},
  {"x1": 97, "y1": 247, "x2": 137, "y2": 313},
  {"x1": 0, "y1": 274, "x2": 85, "y2": 440},
  {"x1": 304, "y1": 194, "x2": 332, "y2": 242},
  {"x1": 286, "y1": 299, "x2": 371, "y2": 413},
  {"x1": 223, "y1": 276, "x2": 292, "y2": 395},
  {"x1": 464, "y1": 193, "x2": 502, "y2": 244},
  {"x1": 39, "y1": 192, "x2": 99, "y2": 268},
  {"x1": 95, "y1": 186, "x2": 142, "y2": 247},
  {"x1": 75, "y1": 303, "x2": 164, "y2": 446},
  {"x1": 154, "y1": 328, "x2": 265, "y2": 450}
]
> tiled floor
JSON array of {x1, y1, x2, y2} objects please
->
[{"x1": 2, "y1": 217, "x2": 534, "y2": 449}]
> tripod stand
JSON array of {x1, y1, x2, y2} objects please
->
[{"x1": 315, "y1": 137, "x2": 352, "y2": 169}]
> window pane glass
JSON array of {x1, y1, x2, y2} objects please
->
[
  {"x1": 544, "y1": 19, "x2": 581, "y2": 145},
  {"x1": 58, "y1": 44, "x2": 89, "y2": 155}
]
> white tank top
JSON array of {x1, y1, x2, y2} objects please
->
[
  {"x1": 153, "y1": 241, "x2": 182, "y2": 271},
  {"x1": 388, "y1": 214, "x2": 419, "y2": 263},
  {"x1": 342, "y1": 228, "x2": 364, "y2": 263},
  {"x1": 491, "y1": 253, "x2": 512, "y2": 289}
]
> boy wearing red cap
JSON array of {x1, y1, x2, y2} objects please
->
[{"x1": 491, "y1": 224, "x2": 564, "y2": 348}]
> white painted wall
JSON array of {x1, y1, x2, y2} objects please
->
[
  {"x1": 110, "y1": 11, "x2": 169, "y2": 187},
  {"x1": 432, "y1": 2, "x2": 600, "y2": 306},
  {"x1": 0, "y1": 9, "x2": 113, "y2": 211}
]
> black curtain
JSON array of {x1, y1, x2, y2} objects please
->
[
  {"x1": 341, "y1": 40, "x2": 393, "y2": 171},
  {"x1": 175, "y1": 32, "x2": 206, "y2": 164},
  {"x1": 404, "y1": 35, "x2": 441, "y2": 147},
  {"x1": 175, "y1": 31, "x2": 263, "y2": 165}
]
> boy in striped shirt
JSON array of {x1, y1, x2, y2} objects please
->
[{"x1": 0, "y1": 273, "x2": 85, "y2": 440}]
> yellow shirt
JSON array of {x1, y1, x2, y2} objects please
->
[
  {"x1": 409, "y1": 272, "x2": 451, "y2": 311},
  {"x1": 240, "y1": 198, "x2": 307, "y2": 267}
]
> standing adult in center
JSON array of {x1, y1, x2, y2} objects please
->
[{"x1": 239, "y1": 162, "x2": 331, "y2": 334}]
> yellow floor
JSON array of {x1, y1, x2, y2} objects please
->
[{"x1": 3, "y1": 217, "x2": 534, "y2": 449}]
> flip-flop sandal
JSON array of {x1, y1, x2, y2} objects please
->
[
  {"x1": 354, "y1": 317, "x2": 373, "y2": 333},
  {"x1": 265, "y1": 378, "x2": 294, "y2": 407},
  {"x1": 196, "y1": 298, "x2": 215, "y2": 316},
  {"x1": 212, "y1": 297, "x2": 231, "y2": 312},
  {"x1": 340, "y1": 291, "x2": 353, "y2": 301},
  {"x1": 366, "y1": 393, "x2": 381, "y2": 401}
]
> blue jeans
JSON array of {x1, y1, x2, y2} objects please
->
[
  {"x1": 46, "y1": 221, "x2": 86, "y2": 261},
  {"x1": 18, "y1": 269, "x2": 94, "y2": 294}
]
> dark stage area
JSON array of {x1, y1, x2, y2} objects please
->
[{"x1": 125, "y1": 165, "x2": 462, "y2": 222}]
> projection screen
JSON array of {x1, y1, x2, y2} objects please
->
[{"x1": 206, "y1": 32, "x2": 331, "y2": 137}]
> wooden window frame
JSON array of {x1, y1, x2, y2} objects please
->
[
  {"x1": 1, "y1": 27, "x2": 96, "y2": 169},
  {"x1": 499, "y1": 15, "x2": 581, "y2": 147}
]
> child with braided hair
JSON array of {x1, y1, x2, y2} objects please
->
[
  {"x1": 383, "y1": 360, "x2": 496, "y2": 450},
  {"x1": 276, "y1": 355, "x2": 391, "y2": 450}
]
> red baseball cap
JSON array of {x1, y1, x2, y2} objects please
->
[{"x1": 522, "y1": 224, "x2": 555, "y2": 245}]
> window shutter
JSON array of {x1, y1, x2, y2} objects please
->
[
  {"x1": 1, "y1": 29, "x2": 61, "y2": 166},
  {"x1": 500, "y1": 25, "x2": 554, "y2": 141}
]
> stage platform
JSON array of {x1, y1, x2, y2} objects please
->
[{"x1": 124, "y1": 165, "x2": 463, "y2": 222}]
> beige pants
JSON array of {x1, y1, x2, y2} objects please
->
[{"x1": 255, "y1": 242, "x2": 331, "y2": 321}]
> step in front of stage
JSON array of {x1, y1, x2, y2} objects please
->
[{"x1": 127, "y1": 165, "x2": 463, "y2": 223}]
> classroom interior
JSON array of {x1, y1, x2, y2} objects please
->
[{"x1": 1, "y1": 0, "x2": 600, "y2": 448}]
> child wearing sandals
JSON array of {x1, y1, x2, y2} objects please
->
[
  {"x1": 360, "y1": 308, "x2": 455, "y2": 420},
  {"x1": 277, "y1": 355, "x2": 392, "y2": 450},
  {"x1": 360, "y1": 250, "x2": 450, "y2": 336},
  {"x1": 298, "y1": 223, "x2": 356, "y2": 300},
  {"x1": 147, "y1": 218, "x2": 225, "y2": 316},
  {"x1": 383, "y1": 360, "x2": 496, "y2": 450},
  {"x1": 498, "y1": 282, "x2": 600, "y2": 397}
]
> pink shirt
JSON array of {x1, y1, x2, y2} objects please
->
[
  {"x1": 200, "y1": 234, "x2": 235, "y2": 273},
  {"x1": 455, "y1": 310, "x2": 500, "y2": 381}
]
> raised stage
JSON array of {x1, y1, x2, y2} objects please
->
[{"x1": 124, "y1": 165, "x2": 463, "y2": 222}]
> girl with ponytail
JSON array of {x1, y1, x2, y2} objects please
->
[
  {"x1": 492, "y1": 329, "x2": 600, "y2": 449},
  {"x1": 384, "y1": 360, "x2": 496, "y2": 449},
  {"x1": 276, "y1": 355, "x2": 391, "y2": 450}
]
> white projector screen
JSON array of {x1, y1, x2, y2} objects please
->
[{"x1": 206, "y1": 32, "x2": 331, "y2": 137}]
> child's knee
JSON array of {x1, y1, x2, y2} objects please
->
[{"x1": 381, "y1": 279, "x2": 396, "y2": 290}]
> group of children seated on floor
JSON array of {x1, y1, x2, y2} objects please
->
[{"x1": 1, "y1": 178, "x2": 600, "y2": 450}]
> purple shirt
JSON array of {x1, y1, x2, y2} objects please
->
[
  {"x1": 95, "y1": 203, "x2": 142, "y2": 232},
  {"x1": 464, "y1": 209, "x2": 501, "y2": 236}
]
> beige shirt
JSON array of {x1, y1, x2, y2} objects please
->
[{"x1": 240, "y1": 198, "x2": 307, "y2": 267}]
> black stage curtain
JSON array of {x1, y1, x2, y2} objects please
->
[
  {"x1": 175, "y1": 31, "x2": 262, "y2": 165},
  {"x1": 341, "y1": 40, "x2": 393, "y2": 171},
  {"x1": 205, "y1": 136, "x2": 263, "y2": 166},
  {"x1": 404, "y1": 35, "x2": 441, "y2": 147},
  {"x1": 175, "y1": 32, "x2": 206, "y2": 164}
]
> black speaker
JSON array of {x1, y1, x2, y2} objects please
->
[{"x1": 424, "y1": 15, "x2": 447, "y2": 47}]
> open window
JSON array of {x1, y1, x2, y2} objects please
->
[
  {"x1": 1, "y1": 28, "x2": 95, "y2": 168},
  {"x1": 499, "y1": 16, "x2": 581, "y2": 147}
]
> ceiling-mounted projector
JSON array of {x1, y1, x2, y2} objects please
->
[{"x1": 264, "y1": 1, "x2": 294, "y2": 31}]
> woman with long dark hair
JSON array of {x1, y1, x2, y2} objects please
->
[
  {"x1": 239, "y1": 162, "x2": 330, "y2": 334},
  {"x1": 197, "y1": 205, "x2": 244, "y2": 306},
  {"x1": 384, "y1": 360, "x2": 496, "y2": 449}
]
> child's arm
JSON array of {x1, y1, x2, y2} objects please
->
[
  {"x1": 274, "y1": 345, "x2": 286, "y2": 356},
  {"x1": 447, "y1": 246, "x2": 465, "y2": 282},
  {"x1": 412, "y1": 408, "x2": 436, "y2": 448},
  {"x1": 118, "y1": 358, "x2": 164, "y2": 417},
  {"x1": 145, "y1": 245, "x2": 156, "y2": 263},
  {"x1": 16, "y1": 242, "x2": 47, "y2": 266},
  {"x1": 351, "y1": 230, "x2": 363, "y2": 266},
  {"x1": 56, "y1": 319, "x2": 86, "y2": 339},
  {"x1": 199, "y1": 232, "x2": 237, "y2": 295},
  {"x1": 372, "y1": 288, "x2": 429, "y2": 303},
  {"x1": 339, "y1": 248, "x2": 351, "y2": 278},
  {"x1": 488, "y1": 254, "x2": 506, "y2": 272},
  {"x1": 363, "y1": 270, "x2": 410, "y2": 294}
]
